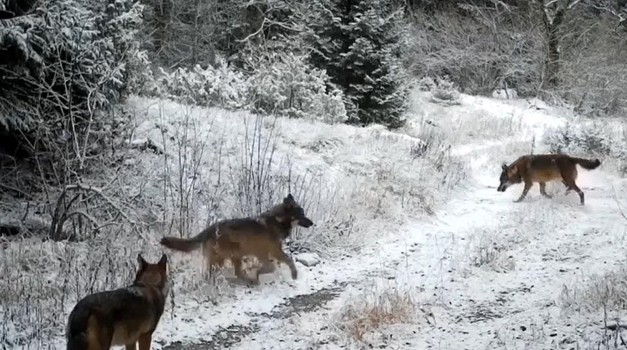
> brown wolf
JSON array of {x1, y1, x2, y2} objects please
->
[
  {"x1": 497, "y1": 153, "x2": 601, "y2": 205},
  {"x1": 160, "y1": 194, "x2": 314, "y2": 285},
  {"x1": 66, "y1": 254, "x2": 169, "y2": 350}
]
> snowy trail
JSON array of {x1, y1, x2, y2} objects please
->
[
  {"x1": 200, "y1": 150, "x2": 626, "y2": 350},
  {"x1": 154, "y1": 99, "x2": 626, "y2": 349}
]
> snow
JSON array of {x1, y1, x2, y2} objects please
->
[
  {"x1": 2, "y1": 90, "x2": 626, "y2": 349},
  {"x1": 295, "y1": 253, "x2": 321, "y2": 267},
  {"x1": 146, "y1": 92, "x2": 626, "y2": 349}
]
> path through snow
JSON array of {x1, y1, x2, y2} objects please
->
[{"x1": 156, "y1": 103, "x2": 626, "y2": 350}]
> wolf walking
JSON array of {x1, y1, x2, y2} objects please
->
[
  {"x1": 497, "y1": 153, "x2": 601, "y2": 205},
  {"x1": 160, "y1": 194, "x2": 314, "y2": 285}
]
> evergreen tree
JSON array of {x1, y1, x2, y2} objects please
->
[
  {"x1": 0, "y1": 0, "x2": 147, "y2": 176},
  {"x1": 309, "y1": 0, "x2": 409, "y2": 129}
]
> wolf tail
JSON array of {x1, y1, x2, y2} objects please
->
[
  {"x1": 571, "y1": 157, "x2": 601, "y2": 170},
  {"x1": 160, "y1": 225, "x2": 215, "y2": 253},
  {"x1": 66, "y1": 310, "x2": 101, "y2": 350}
]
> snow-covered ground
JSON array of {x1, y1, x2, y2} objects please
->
[
  {"x1": 2, "y1": 91, "x2": 626, "y2": 349},
  {"x1": 149, "y1": 93, "x2": 627, "y2": 349}
]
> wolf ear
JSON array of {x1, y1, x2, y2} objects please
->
[
  {"x1": 501, "y1": 162, "x2": 508, "y2": 170},
  {"x1": 158, "y1": 253, "x2": 168, "y2": 266},
  {"x1": 284, "y1": 194, "x2": 295, "y2": 205},
  {"x1": 137, "y1": 254, "x2": 147, "y2": 269}
]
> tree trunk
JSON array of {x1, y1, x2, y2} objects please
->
[
  {"x1": 152, "y1": 0, "x2": 173, "y2": 55},
  {"x1": 542, "y1": 6, "x2": 565, "y2": 89}
]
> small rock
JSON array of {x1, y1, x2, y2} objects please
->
[{"x1": 296, "y1": 253, "x2": 320, "y2": 267}]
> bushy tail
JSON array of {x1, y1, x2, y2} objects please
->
[
  {"x1": 571, "y1": 157, "x2": 601, "y2": 170},
  {"x1": 66, "y1": 334, "x2": 88, "y2": 350},
  {"x1": 160, "y1": 226, "x2": 215, "y2": 253},
  {"x1": 66, "y1": 309, "x2": 98, "y2": 350}
]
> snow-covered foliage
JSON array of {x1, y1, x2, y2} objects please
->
[
  {"x1": 2, "y1": 0, "x2": 627, "y2": 348},
  {"x1": 430, "y1": 77, "x2": 461, "y2": 105},
  {"x1": 156, "y1": 59, "x2": 250, "y2": 109},
  {"x1": 0, "y1": 0, "x2": 147, "y2": 177},
  {"x1": 154, "y1": 54, "x2": 348, "y2": 124},
  {"x1": 309, "y1": 0, "x2": 411, "y2": 128},
  {"x1": 249, "y1": 52, "x2": 347, "y2": 124},
  {"x1": 545, "y1": 120, "x2": 627, "y2": 174}
]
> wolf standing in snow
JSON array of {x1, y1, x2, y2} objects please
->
[
  {"x1": 66, "y1": 254, "x2": 169, "y2": 350},
  {"x1": 497, "y1": 153, "x2": 601, "y2": 205}
]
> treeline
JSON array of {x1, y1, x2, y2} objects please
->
[
  {"x1": 405, "y1": 0, "x2": 627, "y2": 115},
  {"x1": 0, "y1": 0, "x2": 626, "y2": 189}
]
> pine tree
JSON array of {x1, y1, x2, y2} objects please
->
[{"x1": 309, "y1": 0, "x2": 409, "y2": 129}]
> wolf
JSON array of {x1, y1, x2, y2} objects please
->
[
  {"x1": 160, "y1": 193, "x2": 314, "y2": 285},
  {"x1": 497, "y1": 153, "x2": 601, "y2": 205},
  {"x1": 66, "y1": 254, "x2": 169, "y2": 350}
]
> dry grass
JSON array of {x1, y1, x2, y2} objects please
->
[
  {"x1": 337, "y1": 287, "x2": 418, "y2": 343},
  {"x1": 560, "y1": 266, "x2": 627, "y2": 314}
]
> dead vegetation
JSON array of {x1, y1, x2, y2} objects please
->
[{"x1": 337, "y1": 287, "x2": 419, "y2": 343}]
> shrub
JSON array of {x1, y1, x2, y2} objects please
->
[
  {"x1": 0, "y1": 0, "x2": 147, "y2": 184},
  {"x1": 156, "y1": 58, "x2": 250, "y2": 110},
  {"x1": 248, "y1": 52, "x2": 347, "y2": 124}
]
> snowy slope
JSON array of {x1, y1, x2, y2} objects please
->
[
  {"x1": 144, "y1": 92, "x2": 626, "y2": 349},
  {"x1": 4, "y1": 90, "x2": 625, "y2": 350}
]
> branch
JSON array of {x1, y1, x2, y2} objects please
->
[
  {"x1": 49, "y1": 182, "x2": 143, "y2": 241},
  {"x1": 612, "y1": 185, "x2": 627, "y2": 222},
  {"x1": 567, "y1": 0, "x2": 581, "y2": 10},
  {"x1": 64, "y1": 183, "x2": 135, "y2": 225}
]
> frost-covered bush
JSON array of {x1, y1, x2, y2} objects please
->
[
  {"x1": 431, "y1": 78, "x2": 461, "y2": 106},
  {"x1": 155, "y1": 53, "x2": 347, "y2": 124},
  {"x1": 249, "y1": 52, "x2": 347, "y2": 124},
  {"x1": 0, "y1": 0, "x2": 148, "y2": 183},
  {"x1": 545, "y1": 121, "x2": 627, "y2": 174},
  {"x1": 545, "y1": 123, "x2": 609, "y2": 155},
  {"x1": 156, "y1": 58, "x2": 250, "y2": 109}
]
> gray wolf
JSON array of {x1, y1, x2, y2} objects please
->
[
  {"x1": 66, "y1": 254, "x2": 169, "y2": 350},
  {"x1": 160, "y1": 194, "x2": 314, "y2": 285},
  {"x1": 497, "y1": 153, "x2": 601, "y2": 205}
]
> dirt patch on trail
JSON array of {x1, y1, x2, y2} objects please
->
[{"x1": 162, "y1": 282, "x2": 347, "y2": 349}]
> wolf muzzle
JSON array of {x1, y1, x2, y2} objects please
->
[
  {"x1": 298, "y1": 217, "x2": 314, "y2": 228},
  {"x1": 497, "y1": 183, "x2": 507, "y2": 192}
]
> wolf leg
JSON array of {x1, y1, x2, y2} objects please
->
[
  {"x1": 562, "y1": 180, "x2": 572, "y2": 195},
  {"x1": 269, "y1": 245, "x2": 298, "y2": 280},
  {"x1": 562, "y1": 170, "x2": 585, "y2": 205},
  {"x1": 564, "y1": 180, "x2": 585, "y2": 205},
  {"x1": 232, "y1": 257, "x2": 258, "y2": 285},
  {"x1": 514, "y1": 181, "x2": 532, "y2": 203},
  {"x1": 539, "y1": 182, "x2": 552, "y2": 198},
  {"x1": 88, "y1": 313, "x2": 113, "y2": 350},
  {"x1": 137, "y1": 332, "x2": 152, "y2": 350}
]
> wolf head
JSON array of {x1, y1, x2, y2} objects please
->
[
  {"x1": 497, "y1": 162, "x2": 521, "y2": 192},
  {"x1": 277, "y1": 194, "x2": 314, "y2": 228},
  {"x1": 135, "y1": 253, "x2": 169, "y2": 293}
]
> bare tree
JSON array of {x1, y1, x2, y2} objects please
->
[{"x1": 537, "y1": 0, "x2": 581, "y2": 89}]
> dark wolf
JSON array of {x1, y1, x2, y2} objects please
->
[
  {"x1": 497, "y1": 153, "x2": 601, "y2": 205},
  {"x1": 160, "y1": 193, "x2": 314, "y2": 285},
  {"x1": 66, "y1": 254, "x2": 169, "y2": 350}
]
